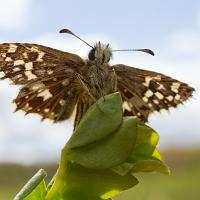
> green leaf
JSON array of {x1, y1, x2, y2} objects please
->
[
  {"x1": 152, "y1": 148, "x2": 163, "y2": 161},
  {"x1": 45, "y1": 93, "x2": 139, "y2": 199},
  {"x1": 14, "y1": 169, "x2": 47, "y2": 200},
  {"x1": 67, "y1": 92, "x2": 123, "y2": 148},
  {"x1": 23, "y1": 181, "x2": 47, "y2": 200},
  {"x1": 126, "y1": 123, "x2": 170, "y2": 175},
  {"x1": 131, "y1": 156, "x2": 170, "y2": 175},
  {"x1": 46, "y1": 162, "x2": 138, "y2": 200},
  {"x1": 111, "y1": 149, "x2": 169, "y2": 176},
  {"x1": 133, "y1": 124, "x2": 159, "y2": 157},
  {"x1": 112, "y1": 162, "x2": 134, "y2": 176},
  {"x1": 111, "y1": 151, "x2": 170, "y2": 175},
  {"x1": 68, "y1": 116, "x2": 138, "y2": 169}
]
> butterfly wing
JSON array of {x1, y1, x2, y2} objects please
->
[
  {"x1": 0, "y1": 43, "x2": 85, "y2": 122},
  {"x1": 0, "y1": 43, "x2": 84, "y2": 84},
  {"x1": 113, "y1": 64, "x2": 194, "y2": 121},
  {"x1": 14, "y1": 73, "x2": 81, "y2": 122}
]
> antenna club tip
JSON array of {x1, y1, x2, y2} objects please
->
[
  {"x1": 59, "y1": 28, "x2": 72, "y2": 34},
  {"x1": 144, "y1": 49, "x2": 155, "y2": 56}
]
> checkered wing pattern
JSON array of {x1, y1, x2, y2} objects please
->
[
  {"x1": 0, "y1": 43, "x2": 84, "y2": 121},
  {"x1": 113, "y1": 64, "x2": 194, "y2": 122}
]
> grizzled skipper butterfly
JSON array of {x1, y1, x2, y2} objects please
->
[{"x1": 0, "y1": 28, "x2": 194, "y2": 128}]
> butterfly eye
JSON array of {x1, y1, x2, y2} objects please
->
[{"x1": 88, "y1": 48, "x2": 96, "y2": 61}]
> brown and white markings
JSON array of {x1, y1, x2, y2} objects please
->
[{"x1": 0, "y1": 29, "x2": 195, "y2": 128}]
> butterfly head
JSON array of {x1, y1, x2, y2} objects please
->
[{"x1": 88, "y1": 42, "x2": 112, "y2": 64}]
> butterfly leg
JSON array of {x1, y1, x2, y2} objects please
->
[{"x1": 75, "y1": 73, "x2": 104, "y2": 113}]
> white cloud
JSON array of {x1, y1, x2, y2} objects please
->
[
  {"x1": 164, "y1": 11, "x2": 200, "y2": 61},
  {"x1": 166, "y1": 30, "x2": 200, "y2": 58},
  {"x1": 0, "y1": 0, "x2": 31, "y2": 31}
]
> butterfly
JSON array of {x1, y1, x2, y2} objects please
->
[{"x1": 0, "y1": 28, "x2": 194, "y2": 128}]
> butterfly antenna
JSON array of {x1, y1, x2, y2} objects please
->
[
  {"x1": 59, "y1": 28, "x2": 93, "y2": 48},
  {"x1": 112, "y1": 48, "x2": 155, "y2": 56}
]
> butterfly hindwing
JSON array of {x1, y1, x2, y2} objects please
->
[
  {"x1": 14, "y1": 72, "x2": 80, "y2": 122},
  {"x1": 113, "y1": 64, "x2": 194, "y2": 121}
]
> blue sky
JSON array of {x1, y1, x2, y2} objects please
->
[{"x1": 0, "y1": 0, "x2": 200, "y2": 164}]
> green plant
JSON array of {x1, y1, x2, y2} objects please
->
[{"x1": 14, "y1": 92, "x2": 169, "y2": 200}]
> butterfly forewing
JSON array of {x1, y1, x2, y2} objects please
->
[
  {"x1": 0, "y1": 43, "x2": 85, "y2": 122},
  {"x1": 0, "y1": 43, "x2": 84, "y2": 84},
  {"x1": 113, "y1": 64, "x2": 194, "y2": 121}
]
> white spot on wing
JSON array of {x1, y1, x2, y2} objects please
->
[
  {"x1": 175, "y1": 94, "x2": 181, "y2": 100},
  {"x1": 8, "y1": 44, "x2": 17, "y2": 53},
  {"x1": 38, "y1": 89, "x2": 53, "y2": 101},
  {"x1": 59, "y1": 99, "x2": 66, "y2": 106},
  {"x1": 14, "y1": 60, "x2": 25, "y2": 66},
  {"x1": 62, "y1": 79, "x2": 69, "y2": 86},
  {"x1": 157, "y1": 84, "x2": 165, "y2": 90},
  {"x1": 23, "y1": 52, "x2": 28, "y2": 59},
  {"x1": 47, "y1": 70, "x2": 53, "y2": 75},
  {"x1": 32, "y1": 83, "x2": 45, "y2": 90},
  {"x1": 145, "y1": 90, "x2": 153, "y2": 97},
  {"x1": 25, "y1": 71, "x2": 37, "y2": 80},
  {"x1": 171, "y1": 82, "x2": 180, "y2": 93},
  {"x1": 31, "y1": 46, "x2": 39, "y2": 51},
  {"x1": 148, "y1": 103, "x2": 153, "y2": 108},
  {"x1": 30, "y1": 46, "x2": 45, "y2": 61},
  {"x1": 13, "y1": 67, "x2": 21, "y2": 72},
  {"x1": 1, "y1": 53, "x2": 6, "y2": 57},
  {"x1": 23, "y1": 103, "x2": 32, "y2": 112},
  {"x1": 166, "y1": 96, "x2": 173, "y2": 101},
  {"x1": 154, "y1": 75, "x2": 162, "y2": 80},
  {"x1": 143, "y1": 76, "x2": 152, "y2": 87},
  {"x1": 25, "y1": 62, "x2": 33, "y2": 70},
  {"x1": 155, "y1": 92, "x2": 164, "y2": 99},
  {"x1": 171, "y1": 88, "x2": 178, "y2": 93},
  {"x1": 153, "y1": 99, "x2": 159, "y2": 104},
  {"x1": 44, "y1": 108, "x2": 50, "y2": 113},
  {"x1": 142, "y1": 96, "x2": 148, "y2": 103},
  {"x1": 16, "y1": 74, "x2": 23, "y2": 78},
  {"x1": 49, "y1": 112, "x2": 56, "y2": 119},
  {"x1": 123, "y1": 101, "x2": 131, "y2": 111},
  {"x1": 172, "y1": 82, "x2": 181, "y2": 89},
  {"x1": 5, "y1": 57, "x2": 12, "y2": 61},
  {"x1": 37, "y1": 52, "x2": 45, "y2": 61}
]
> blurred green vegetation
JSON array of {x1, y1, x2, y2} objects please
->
[{"x1": 0, "y1": 149, "x2": 200, "y2": 200}]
